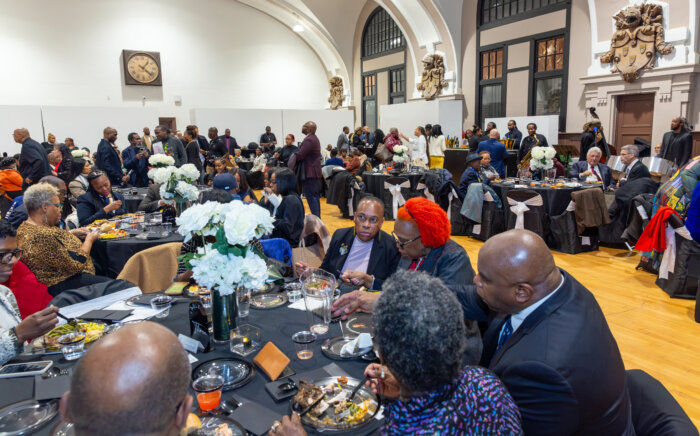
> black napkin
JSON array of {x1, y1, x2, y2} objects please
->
[
  {"x1": 34, "y1": 371, "x2": 72, "y2": 400},
  {"x1": 79, "y1": 309, "x2": 133, "y2": 322},
  {"x1": 229, "y1": 396, "x2": 281, "y2": 436}
]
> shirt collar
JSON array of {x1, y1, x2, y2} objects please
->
[
  {"x1": 510, "y1": 273, "x2": 565, "y2": 332},
  {"x1": 628, "y1": 159, "x2": 638, "y2": 169}
]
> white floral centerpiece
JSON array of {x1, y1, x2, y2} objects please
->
[
  {"x1": 392, "y1": 145, "x2": 408, "y2": 164},
  {"x1": 148, "y1": 154, "x2": 175, "y2": 168},
  {"x1": 529, "y1": 146, "x2": 556, "y2": 171},
  {"x1": 71, "y1": 149, "x2": 88, "y2": 159},
  {"x1": 147, "y1": 162, "x2": 200, "y2": 205},
  {"x1": 177, "y1": 200, "x2": 274, "y2": 341}
]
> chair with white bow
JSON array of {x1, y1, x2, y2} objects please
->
[
  {"x1": 442, "y1": 181, "x2": 471, "y2": 236},
  {"x1": 382, "y1": 176, "x2": 410, "y2": 220},
  {"x1": 654, "y1": 213, "x2": 699, "y2": 300},
  {"x1": 505, "y1": 189, "x2": 547, "y2": 239},
  {"x1": 471, "y1": 189, "x2": 504, "y2": 241},
  {"x1": 550, "y1": 201, "x2": 599, "y2": 254}
]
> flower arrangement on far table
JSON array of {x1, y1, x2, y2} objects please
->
[
  {"x1": 147, "y1": 161, "x2": 200, "y2": 204},
  {"x1": 529, "y1": 146, "x2": 556, "y2": 171},
  {"x1": 71, "y1": 149, "x2": 89, "y2": 159},
  {"x1": 392, "y1": 145, "x2": 408, "y2": 164}
]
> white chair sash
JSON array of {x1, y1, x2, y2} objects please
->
[
  {"x1": 566, "y1": 200, "x2": 575, "y2": 212},
  {"x1": 385, "y1": 180, "x2": 410, "y2": 219},
  {"x1": 447, "y1": 187, "x2": 459, "y2": 223},
  {"x1": 415, "y1": 183, "x2": 434, "y2": 202},
  {"x1": 484, "y1": 191, "x2": 494, "y2": 202},
  {"x1": 507, "y1": 195, "x2": 544, "y2": 229},
  {"x1": 658, "y1": 225, "x2": 692, "y2": 280}
]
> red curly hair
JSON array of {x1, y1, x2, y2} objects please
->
[{"x1": 397, "y1": 197, "x2": 451, "y2": 248}]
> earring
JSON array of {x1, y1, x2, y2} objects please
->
[{"x1": 43, "y1": 213, "x2": 48, "y2": 225}]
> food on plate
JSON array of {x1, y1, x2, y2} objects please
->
[
  {"x1": 99, "y1": 229, "x2": 128, "y2": 239},
  {"x1": 294, "y1": 379, "x2": 378, "y2": 427},
  {"x1": 337, "y1": 376, "x2": 348, "y2": 385},
  {"x1": 41, "y1": 321, "x2": 105, "y2": 349},
  {"x1": 214, "y1": 424, "x2": 233, "y2": 436},
  {"x1": 294, "y1": 380, "x2": 324, "y2": 409}
]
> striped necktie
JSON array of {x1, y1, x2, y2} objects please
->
[{"x1": 496, "y1": 316, "x2": 513, "y2": 353}]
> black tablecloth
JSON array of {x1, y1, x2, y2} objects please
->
[
  {"x1": 237, "y1": 160, "x2": 254, "y2": 172},
  {"x1": 91, "y1": 229, "x2": 184, "y2": 278},
  {"x1": 0, "y1": 298, "x2": 377, "y2": 435},
  {"x1": 115, "y1": 187, "x2": 148, "y2": 213},
  {"x1": 491, "y1": 183, "x2": 584, "y2": 217},
  {"x1": 361, "y1": 172, "x2": 424, "y2": 198}
]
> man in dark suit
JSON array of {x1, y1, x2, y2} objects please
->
[
  {"x1": 14, "y1": 128, "x2": 52, "y2": 190},
  {"x1": 295, "y1": 121, "x2": 322, "y2": 217},
  {"x1": 518, "y1": 123, "x2": 549, "y2": 163},
  {"x1": 122, "y1": 133, "x2": 150, "y2": 188},
  {"x1": 569, "y1": 146, "x2": 613, "y2": 188},
  {"x1": 221, "y1": 128, "x2": 240, "y2": 154},
  {"x1": 153, "y1": 126, "x2": 186, "y2": 167},
  {"x1": 505, "y1": 120, "x2": 522, "y2": 147},
  {"x1": 207, "y1": 127, "x2": 228, "y2": 159},
  {"x1": 455, "y1": 230, "x2": 634, "y2": 435},
  {"x1": 458, "y1": 152, "x2": 488, "y2": 199},
  {"x1": 296, "y1": 197, "x2": 399, "y2": 290},
  {"x1": 658, "y1": 117, "x2": 693, "y2": 167},
  {"x1": 96, "y1": 127, "x2": 128, "y2": 187},
  {"x1": 77, "y1": 171, "x2": 127, "y2": 226},
  {"x1": 618, "y1": 144, "x2": 651, "y2": 187},
  {"x1": 476, "y1": 129, "x2": 509, "y2": 177}
]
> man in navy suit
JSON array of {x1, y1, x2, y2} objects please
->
[
  {"x1": 122, "y1": 132, "x2": 150, "y2": 188},
  {"x1": 458, "y1": 152, "x2": 489, "y2": 199},
  {"x1": 14, "y1": 128, "x2": 52, "y2": 190},
  {"x1": 476, "y1": 129, "x2": 509, "y2": 177},
  {"x1": 617, "y1": 144, "x2": 651, "y2": 187},
  {"x1": 569, "y1": 146, "x2": 613, "y2": 188},
  {"x1": 455, "y1": 230, "x2": 634, "y2": 435},
  {"x1": 96, "y1": 127, "x2": 128, "y2": 187}
]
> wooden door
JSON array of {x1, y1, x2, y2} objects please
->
[
  {"x1": 615, "y1": 94, "x2": 654, "y2": 151},
  {"x1": 158, "y1": 117, "x2": 176, "y2": 131}
]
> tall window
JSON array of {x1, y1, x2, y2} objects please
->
[
  {"x1": 389, "y1": 68, "x2": 405, "y2": 104},
  {"x1": 533, "y1": 36, "x2": 565, "y2": 118},
  {"x1": 363, "y1": 74, "x2": 377, "y2": 131},
  {"x1": 362, "y1": 8, "x2": 405, "y2": 57},
  {"x1": 478, "y1": 48, "x2": 505, "y2": 126},
  {"x1": 480, "y1": 0, "x2": 568, "y2": 26}
]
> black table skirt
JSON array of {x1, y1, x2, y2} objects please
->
[
  {"x1": 491, "y1": 183, "x2": 583, "y2": 217},
  {"x1": 362, "y1": 172, "x2": 424, "y2": 199},
  {"x1": 114, "y1": 187, "x2": 149, "y2": 213},
  {"x1": 237, "y1": 161, "x2": 254, "y2": 172},
  {"x1": 91, "y1": 231, "x2": 184, "y2": 278},
  {"x1": 0, "y1": 297, "x2": 377, "y2": 435}
]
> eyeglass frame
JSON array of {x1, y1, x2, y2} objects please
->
[
  {"x1": 354, "y1": 213, "x2": 381, "y2": 225},
  {"x1": 44, "y1": 202, "x2": 64, "y2": 209},
  {"x1": 0, "y1": 249, "x2": 23, "y2": 265},
  {"x1": 391, "y1": 231, "x2": 421, "y2": 248}
]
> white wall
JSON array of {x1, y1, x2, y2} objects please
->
[
  {"x1": 379, "y1": 100, "x2": 463, "y2": 139},
  {"x1": 0, "y1": 0, "x2": 331, "y2": 131},
  {"x1": 0, "y1": 106, "x2": 44, "y2": 157}
]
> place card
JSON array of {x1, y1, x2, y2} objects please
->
[{"x1": 178, "y1": 334, "x2": 203, "y2": 354}]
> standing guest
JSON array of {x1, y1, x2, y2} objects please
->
[
  {"x1": 518, "y1": 123, "x2": 549, "y2": 163},
  {"x1": 65, "y1": 138, "x2": 77, "y2": 151},
  {"x1": 141, "y1": 127, "x2": 154, "y2": 153},
  {"x1": 41, "y1": 133, "x2": 57, "y2": 154},
  {"x1": 569, "y1": 146, "x2": 612, "y2": 188},
  {"x1": 337, "y1": 126, "x2": 350, "y2": 152},
  {"x1": 268, "y1": 168, "x2": 304, "y2": 247},
  {"x1": 59, "y1": 322, "x2": 194, "y2": 436},
  {"x1": 68, "y1": 159, "x2": 92, "y2": 199},
  {"x1": 580, "y1": 120, "x2": 610, "y2": 161},
  {"x1": 362, "y1": 126, "x2": 375, "y2": 148},
  {"x1": 658, "y1": 116, "x2": 693, "y2": 167},
  {"x1": 153, "y1": 126, "x2": 186, "y2": 167},
  {"x1": 479, "y1": 151, "x2": 499, "y2": 181},
  {"x1": 175, "y1": 130, "x2": 184, "y2": 144},
  {"x1": 477, "y1": 129, "x2": 509, "y2": 178},
  {"x1": 206, "y1": 127, "x2": 227, "y2": 159},
  {"x1": 0, "y1": 219, "x2": 59, "y2": 365},
  {"x1": 18, "y1": 183, "x2": 110, "y2": 295},
  {"x1": 505, "y1": 120, "x2": 523, "y2": 147},
  {"x1": 76, "y1": 171, "x2": 126, "y2": 226},
  {"x1": 617, "y1": 144, "x2": 651, "y2": 186},
  {"x1": 0, "y1": 157, "x2": 23, "y2": 202},
  {"x1": 55, "y1": 143, "x2": 74, "y2": 183},
  {"x1": 276, "y1": 134, "x2": 298, "y2": 167},
  {"x1": 190, "y1": 125, "x2": 209, "y2": 165},
  {"x1": 350, "y1": 127, "x2": 364, "y2": 153},
  {"x1": 295, "y1": 122, "x2": 322, "y2": 217},
  {"x1": 231, "y1": 168, "x2": 254, "y2": 202},
  {"x1": 321, "y1": 144, "x2": 332, "y2": 164},
  {"x1": 485, "y1": 121, "x2": 497, "y2": 136},
  {"x1": 96, "y1": 127, "x2": 128, "y2": 186},
  {"x1": 428, "y1": 124, "x2": 447, "y2": 169},
  {"x1": 260, "y1": 126, "x2": 277, "y2": 148},
  {"x1": 458, "y1": 153, "x2": 488, "y2": 199},
  {"x1": 399, "y1": 126, "x2": 429, "y2": 164},
  {"x1": 324, "y1": 149, "x2": 344, "y2": 167},
  {"x1": 221, "y1": 128, "x2": 239, "y2": 154},
  {"x1": 121, "y1": 133, "x2": 150, "y2": 188},
  {"x1": 13, "y1": 128, "x2": 51, "y2": 190},
  {"x1": 383, "y1": 128, "x2": 401, "y2": 155},
  {"x1": 182, "y1": 128, "x2": 202, "y2": 174},
  {"x1": 468, "y1": 125, "x2": 485, "y2": 152}
]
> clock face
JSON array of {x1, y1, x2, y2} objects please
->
[{"x1": 126, "y1": 54, "x2": 160, "y2": 84}]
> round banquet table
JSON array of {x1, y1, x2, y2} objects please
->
[
  {"x1": 114, "y1": 187, "x2": 148, "y2": 213},
  {"x1": 490, "y1": 182, "x2": 601, "y2": 217},
  {"x1": 0, "y1": 292, "x2": 380, "y2": 436},
  {"x1": 361, "y1": 171, "x2": 424, "y2": 199},
  {"x1": 90, "y1": 227, "x2": 184, "y2": 278}
]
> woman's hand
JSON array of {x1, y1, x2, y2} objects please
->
[
  {"x1": 14, "y1": 306, "x2": 59, "y2": 343},
  {"x1": 340, "y1": 270, "x2": 372, "y2": 288},
  {"x1": 85, "y1": 231, "x2": 100, "y2": 243},
  {"x1": 104, "y1": 200, "x2": 123, "y2": 213},
  {"x1": 364, "y1": 364, "x2": 400, "y2": 399},
  {"x1": 293, "y1": 261, "x2": 310, "y2": 276},
  {"x1": 69, "y1": 228, "x2": 89, "y2": 240}
]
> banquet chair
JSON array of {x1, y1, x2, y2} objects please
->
[
  {"x1": 471, "y1": 189, "x2": 504, "y2": 241},
  {"x1": 550, "y1": 202, "x2": 599, "y2": 254},
  {"x1": 382, "y1": 176, "x2": 410, "y2": 220},
  {"x1": 260, "y1": 238, "x2": 292, "y2": 266},
  {"x1": 292, "y1": 214, "x2": 331, "y2": 276},
  {"x1": 505, "y1": 190, "x2": 547, "y2": 239},
  {"x1": 439, "y1": 181, "x2": 470, "y2": 236},
  {"x1": 626, "y1": 369, "x2": 697, "y2": 436},
  {"x1": 117, "y1": 242, "x2": 183, "y2": 294}
]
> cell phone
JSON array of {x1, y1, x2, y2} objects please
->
[{"x1": 0, "y1": 361, "x2": 53, "y2": 378}]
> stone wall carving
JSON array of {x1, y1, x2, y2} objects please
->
[
  {"x1": 417, "y1": 53, "x2": 448, "y2": 100},
  {"x1": 328, "y1": 76, "x2": 344, "y2": 110}
]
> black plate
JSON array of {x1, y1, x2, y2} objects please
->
[{"x1": 192, "y1": 359, "x2": 256, "y2": 391}]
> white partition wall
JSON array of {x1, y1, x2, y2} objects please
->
[
  {"x1": 379, "y1": 100, "x2": 463, "y2": 140},
  {"x1": 484, "y1": 115, "x2": 559, "y2": 146},
  {"x1": 281, "y1": 109, "x2": 354, "y2": 149},
  {"x1": 0, "y1": 106, "x2": 44, "y2": 156},
  {"x1": 191, "y1": 109, "x2": 284, "y2": 147},
  {"x1": 41, "y1": 106, "x2": 159, "y2": 152}
]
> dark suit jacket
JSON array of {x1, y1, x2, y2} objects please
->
[
  {"x1": 505, "y1": 128, "x2": 522, "y2": 147},
  {"x1": 138, "y1": 184, "x2": 162, "y2": 213},
  {"x1": 185, "y1": 141, "x2": 202, "y2": 172},
  {"x1": 163, "y1": 137, "x2": 186, "y2": 167},
  {"x1": 625, "y1": 160, "x2": 651, "y2": 181},
  {"x1": 77, "y1": 190, "x2": 127, "y2": 226},
  {"x1": 454, "y1": 270, "x2": 634, "y2": 436},
  {"x1": 319, "y1": 228, "x2": 400, "y2": 290},
  {"x1": 19, "y1": 138, "x2": 52, "y2": 189},
  {"x1": 458, "y1": 167, "x2": 487, "y2": 199},
  {"x1": 121, "y1": 145, "x2": 150, "y2": 187},
  {"x1": 96, "y1": 139, "x2": 123, "y2": 186},
  {"x1": 219, "y1": 135, "x2": 240, "y2": 154},
  {"x1": 271, "y1": 194, "x2": 304, "y2": 248},
  {"x1": 518, "y1": 134, "x2": 549, "y2": 163},
  {"x1": 569, "y1": 161, "x2": 613, "y2": 188},
  {"x1": 209, "y1": 137, "x2": 228, "y2": 158},
  {"x1": 397, "y1": 239, "x2": 475, "y2": 286},
  {"x1": 660, "y1": 130, "x2": 693, "y2": 167},
  {"x1": 296, "y1": 133, "x2": 322, "y2": 179}
]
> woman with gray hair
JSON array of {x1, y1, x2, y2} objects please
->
[
  {"x1": 16, "y1": 183, "x2": 110, "y2": 296},
  {"x1": 273, "y1": 270, "x2": 522, "y2": 435}
]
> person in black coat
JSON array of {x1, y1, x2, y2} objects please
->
[
  {"x1": 569, "y1": 146, "x2": 613, "y2": 188},
  {"x1": 269, "y1": 168, "x2": 304, "y2": 248},
  {"x1": 458, "y1": 152, "x2": 489, "y2": 199},
  {"x1": 13, "y1": 128, "x2": 52, "y2": 190},
  {"x1": 153, "y1": 126, "x2": 186, "y2": 167},
  {"x1": 617, "y1": 144, "x2": 651, "y2": 187},
  {"x1": 518, "y1": 123, "x2": 549, "y2": 163},
  {"x1": 121, "y1": 132, "x2": 150, "y2": 188},
  {"x1": 504, "y1": 120, "x2": 522, "y2": 147},
  {"x1": 454, "y1": 230, "x2": 634, "y2": 436},
  {"x1": 77, "y1": 171, "x2": 127, "y2": 227},
  {"x1": 580, "y1": 121, "x2": 610, "y2": 160},
  {"x1": 275, "y1": 134, "x2": 299, "y2": 167},
  {"x1": 96, "y1": 127, "x2": 127, "y2": 187},
  {"x1": 182, "y1": 129, "x2": 202, "y2": 173},
  {"x1": 658, "y1": 117, "x2": 693, "y2": 167},
  {"x1": 296, "y1": 197, "x2": 400, "y2": 290}
]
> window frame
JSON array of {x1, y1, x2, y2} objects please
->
[
  {"x1": 362, "y1": 73, "x2": 378, "y2": 131},
  {"x1": 389, "y1": 67, "x2": 406, "y2": 105},
  {"x1": 529, "y1": 32, "x2": 568, "y2": 128},
  {"x1": 362, "y1": 7, "x2": 406, "y2": 59},
  {"x1": 478, "y1": 0, "x2": 570, "y2": 30},
  {"x1": 477, "y1": 45, "x2": 507, "y2": 128}
]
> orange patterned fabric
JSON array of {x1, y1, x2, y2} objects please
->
[{"x1": 397, "y1": 197, "x2": 451, "y2": 248}]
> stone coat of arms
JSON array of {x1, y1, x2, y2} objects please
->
[
  {"x1": 417, "y1": 53, "x2": 448, "y2": 100},
  {"x1": 600, "y1": 3, "x2": 673, "y2": 82},
  {"x1": 328, "y1": 76, "x2": 345, "y2": 110}
]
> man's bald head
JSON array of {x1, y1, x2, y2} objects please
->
[
  {"x1": 488, "y1": 129, "x2": 500, "y2": 140},
  {"x1": 354, "y1": 196, "x2": 385, "y2": 242},
  {"x1": 303, "y1": 121, "x2": 317, "y2": 135},
  {"x1": 13, "y1": 128, "x2": 29, "y2": 144},
  {"x1": 474, "y1": 230, "x2": 560, "y2": 314},
  {"x1": 39, "y1": 175, "x2": 67, "y2": 195},
  {"x1": 103, "y1": 127, "x2": 117, "y2": 142},
  {"x1": 61, "y1": 322, "x2": 192, "y2": 436}
]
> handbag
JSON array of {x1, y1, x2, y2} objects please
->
[
  {"x1": 289, "y1": 153, "x2": 306, "y2": 182},
  {"x1": 375, "y1": 143, "x2": 392, "y2": 161}
]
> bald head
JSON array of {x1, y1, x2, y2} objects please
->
[
  {"x1": 103, "y1": 127, "x2": 117, "y2": 142},
  {"x1": 474, "y1": 230, "x2": 560, "y2": 314},
  {"x1": 302, "y1": 121, "x2": 317, "y2": 135},
  {"x1": 62, "y1": 322, "x2": 192, "y2": 436},
  {"x1": 13, "y1": 128, "x2": 29, "y2": 144},
  {"x1": 488, "y1": 129, "x2": 500, "y2": 140}
]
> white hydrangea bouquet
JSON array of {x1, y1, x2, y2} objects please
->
[
  {"x1": 529, "y1": 146, "x2": 556, "y2": 170},
  {"x1": 71, "y1": 149, "x2": 88, "y2": 159},
  {"x1": 392, "y1": 145, "x2": 408, "y2": 163},
  {"x1": 148, "y1": 154, "x2": 175, "y2": 168},
  {"x1": 147, "y1": 162, "x2": 200, "y2": 204}
]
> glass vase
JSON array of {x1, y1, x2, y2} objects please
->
[{"x1": 211, "y1": 288, "x2": 238, "y2": 343}]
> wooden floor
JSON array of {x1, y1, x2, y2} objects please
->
[{"x1": 306, "y1": 195, "x2": 700, "y2": 427}]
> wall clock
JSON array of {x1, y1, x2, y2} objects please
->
[{"x1": 122, "y1": 50, "x2": 162, "y2": 86}]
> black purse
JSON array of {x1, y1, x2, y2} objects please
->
[{"x1": 290, "y1": 152, "x2": 306, "y2": 182}]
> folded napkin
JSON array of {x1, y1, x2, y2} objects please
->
[
  {"x1": 253, "y1": 342, "x2": 290, "y2": 381},
  {"x1": 340, "y1": 333, "x2": 373, "y2": 357}
]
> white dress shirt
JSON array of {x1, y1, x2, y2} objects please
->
[
  {"x1": 584, "y1": 164, "x2": 603, "y2": 183},
  {"x1": 407, "y1": 136, "x2": 428, "y2": 163}
]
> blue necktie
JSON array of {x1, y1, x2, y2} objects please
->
[{"x1": 496, "y1": 317, "x2": 513, "y2": 353}]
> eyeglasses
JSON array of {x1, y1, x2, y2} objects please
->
[
  {"x1": 0, "y1": 249, "x2": 22, "y2": 264},
  {"x1": 355, "y1": 213, "x2": 380, "y2": 224},
  {"x1": 392, "y1": 231, "x2": 421, "y2": 248},
  {"x1": 44, "y1": 202, "x2": 63, "y2": 208}
]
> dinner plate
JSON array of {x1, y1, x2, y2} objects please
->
[
  {"x1": 250, "y1": 293, "x2": 288, "y2": 310},
  {"x1": 0, "y1": 399, "x2": 59, "y2": 435},
  {"x1": 290, "y1": 376, "x2": 380, "y2": 431},
  {"x1": 192, "y1": 415, "x2": 247, "y2": 436},
  {"x1": 343, "y1": 313, "x2": 373, "y2": 336},
  {"x1": 192, "y1": 359, "x2": 256, "y2": 391},
  {"x1": 23, "y1": 321, "x2": 107, "y2": 356},
  {"x1": 321, "y1": 336, "x2": 373, "y2": 360}
]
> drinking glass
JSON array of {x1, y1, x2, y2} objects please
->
[
  {"x1": 237, "y1": 288, "x2": 251, "y2": 318},
  {"x1": 300, "y1": 268, "x2": 336, "y2": 335},
  {"x1": 135, "y1": 211, "x2": 145, "y2": 223},
  {"x1": 285, "y1": 281, "x2": 302, "y2": 303},
  {"x1": 150, "y1": 295, "x2": 173, "y2": 318},
  {"x1": 152, "y1": 212, "x2": 163, "y2": 224},
  {"x1": 291, "y1": 331, "x2": 316, "y2": 360},
  {"x1": 230, "y1": 324, "x2": 261, "y2": 356},
  {"x1": 162, "y1": 222, "x2": 172, "y2": 235},
  {"x1": 192, "y1": 375, "x2": 225, "y2": 413},
  {"x1": 58, "y1": 332, "x2": 86, "y2": 361}
]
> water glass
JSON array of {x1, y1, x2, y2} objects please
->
[
  {"x1": 152, "y1": 212, "x2": 163, "y2": 224},
  {"x1": 285, "y1": 281, "x2": 302, "y2": 302},
  {"x1": 291, "y1": 331, "x2": 316, "y2": 360},
  {"x1": 58, "y1": 332, "x2": 86, "y2": 361},
  {"x1": 192, "y1": 375, "x2": 225, "y2": 413},
  {"x1": 150, "y1": 295, "x2": 173, "y2": 318},
  {"x1": 237, "y1": 288, "x2": 251, "y2": 318},
  {"x1": 300, "y1": 268, "x2": 336, "y2": 335},
  {"x1": 135, "y1": 211, "x2": 145, "y2": 223},
  {"x1": 162, "y1": 222, "x2": 172, "y2": 235}
]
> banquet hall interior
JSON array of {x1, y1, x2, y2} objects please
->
[{"x1": 1, "y1": 0, "x2": 700, "y2": 434}]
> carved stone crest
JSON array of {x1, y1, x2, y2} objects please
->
[
  {"x1": 600, "y1": 3, "x2": 673, "y2": 82},
  {"x1": 328, "y1": 76, "x2": 344, "y2": 110},
  {"x1": 417, "y1": 53, "x2": 448, "y2": 100}
]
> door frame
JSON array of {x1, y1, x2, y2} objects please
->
[{"x1": 613, "y1": 93, "x2": 655, "y2": 150}]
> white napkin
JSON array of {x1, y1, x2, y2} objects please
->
[{"x1": 340, "y1": 333, "x2": 373, "y2": 356}]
